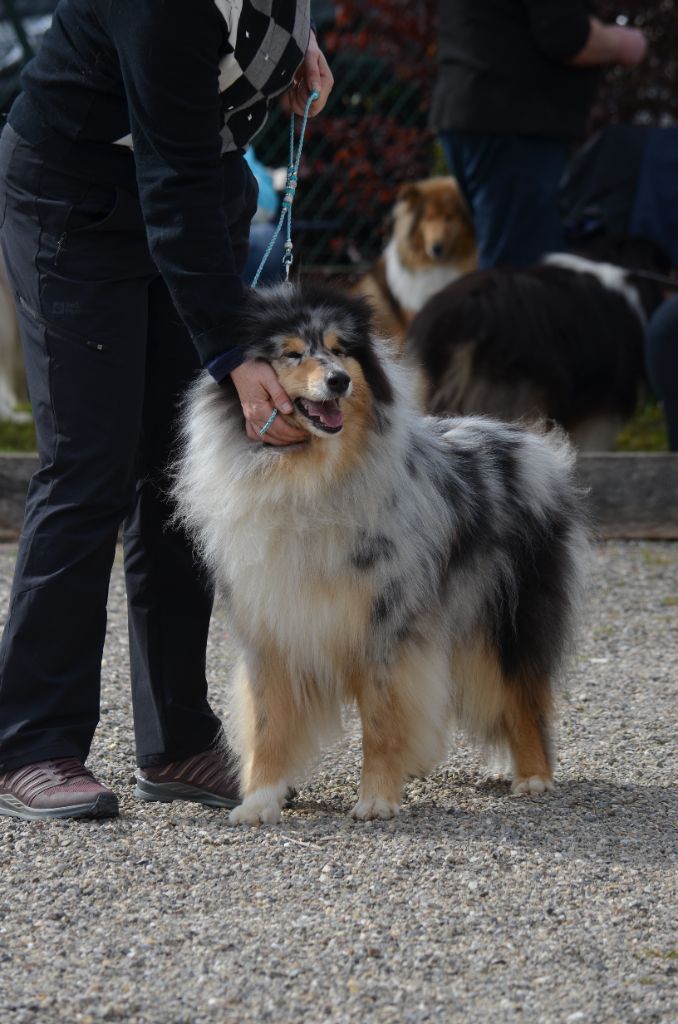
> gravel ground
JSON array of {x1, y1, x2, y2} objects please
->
[{"x1": 0, "y1": 540, "x2": 676, "y2": 1024}]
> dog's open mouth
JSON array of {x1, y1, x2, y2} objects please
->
[{"x1": 294, "y1": 397, "x2": 344, "y2": 434}]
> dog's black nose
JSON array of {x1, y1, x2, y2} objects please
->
[
  {"x1": 326, "y1": 370, "x2": 351, "y2": 395},
  {"x1": 430, "y1": 242, "x2": 446, "y2": 259}
]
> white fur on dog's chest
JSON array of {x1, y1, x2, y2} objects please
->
[
  {"x1": 385, "y1": 239, "x2": 462, "y2": 314},
  {"x1": 222, "y1": 508, "x2": 374, "y2": 674}
]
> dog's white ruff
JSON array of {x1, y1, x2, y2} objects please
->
[{"x1": 384, "y1": 239, "x2": 462, "y2": 315}]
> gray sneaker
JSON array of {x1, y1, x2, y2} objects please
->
[
  {"x1": 0, "y1": 757, "x2": 119, "y2": 820},
  {"x1": 134, "y1": 742, "x2": 241, "y2": 809}
]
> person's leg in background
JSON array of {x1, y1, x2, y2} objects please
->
[
  {"x1": 439, "y1": 132, "x2": 568, "y2": 269},
  {"x1": 645, "y1": 295, "x2": 678, "y2": 451}
]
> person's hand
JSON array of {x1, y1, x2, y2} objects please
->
[
  {"x1": 280, "y1": 31, "x2": 334, "y2": 117},
  {"x1": 229, "y1": 360, "x2": 308, "y2": 446},
  {"x1": 570, "y1": 18, "x2": 648, "y2": 68},
  {"x1": 614, "y1": 26, "x2": 648, "y2": 67}
]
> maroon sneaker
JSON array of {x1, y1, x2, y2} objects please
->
[
  {"x1": 134, "y1": 741, "x2": 241, "y2": 809},
  {"x1": 0, "y1": 757, "x2": 119, "y2": 820}
]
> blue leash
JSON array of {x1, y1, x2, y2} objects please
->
[{"x1": 250, "y1": 90, "x2": 320, "y2": 288}]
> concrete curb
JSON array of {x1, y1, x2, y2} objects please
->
[
  {"x1": 575, "y1": 452, "x2": 678, "y2": 539},
  {"x1": 1, "y1": 451, "x2": 677, "y2": 540}
]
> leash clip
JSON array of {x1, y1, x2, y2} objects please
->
[{"x1": 283, "y1": 240, "x2": 294, "y2": 282}]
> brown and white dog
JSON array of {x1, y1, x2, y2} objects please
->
[{"x1": 355, "y1": 176, "x2": 477, "y2": 349}]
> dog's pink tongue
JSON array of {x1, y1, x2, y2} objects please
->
[{"x1": 306, "y1": 400, "x2": 343, "y2": 428}]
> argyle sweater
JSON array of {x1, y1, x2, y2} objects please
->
[{"x1": 9, "y1": 1, "x2": 312, "y2": 375}]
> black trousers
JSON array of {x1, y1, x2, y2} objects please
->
[{"x1": 0, "y1": 125, "x2": 256, "y2": 771}]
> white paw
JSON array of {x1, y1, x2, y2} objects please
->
[
  {"x1": 512, "y1": 775, "x2": 554, "y2": 796},
  {"x1": 351, "y1": 797, "x2": 400, "y2": 821},
  {"x1": 229, "y1": 786, "x2": 285, "y2": 825}
]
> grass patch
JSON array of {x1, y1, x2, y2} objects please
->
[
  {"x1": 0, "y1": 417, "x2": 36, "y2": 453},
  {"x1": 640, "y1": 546, "x2": 675, "y2": 567},
  {"x1": 616, "y1": 400, "x2": 669, "y2": 452},
  {"x1": 0, "y1": 399, "x2": 671, "y2": 453}
]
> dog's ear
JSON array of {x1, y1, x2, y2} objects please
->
[{"x1": 396, "y1": 182, "x2": 421, "y2": 209}]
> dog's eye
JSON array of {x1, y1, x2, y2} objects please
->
[
  {"x1": 282, "y1": 350, "x2": 304, "y2": 361},
  {"x1": 327, "y1": 347, "x2": 346, "y2": 358}
]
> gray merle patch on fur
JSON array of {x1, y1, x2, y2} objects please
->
[
  {"x1": 372, "y1": 405, "x2": 391, "y2": 434},
  {"x1": 372, "y1": 578, "x2": 405, "y2": 624},
  {"x1": 406, "y1": 432, "x2": 439, "y2": 480},
  {"x1": 352, "y1": 533, "x2": 396, "y2": 570},
  {"x1": 491, "y1": 436, "x2": 524, "y2": 503},
  {"x1": 433, "y1": 452, "x2": 490, "y2": 572},
  {"x1": 405, "y1": 433, "x2": 430, "y2": 477}
]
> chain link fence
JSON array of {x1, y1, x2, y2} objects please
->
[{"x1": 254, "y1": 1, "x2": 438, "y2": 277}]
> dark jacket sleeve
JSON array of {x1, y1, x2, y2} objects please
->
[
  {"x1": 522, "y1": 0, "x2": 593, "y2": 63},
  {"x1": 107, "y1": 0, "x2": 247, "y2": 367}
]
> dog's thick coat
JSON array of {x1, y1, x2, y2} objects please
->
[
  {"x1": 405, "y1": 255, "x2": 664, "y2": 450},
  {"x1": 173, "y1": 283, "x2": 588, "y2": 824}
]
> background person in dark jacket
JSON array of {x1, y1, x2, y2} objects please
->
[
  {"x1": 0, "y1": 0, "x2": 333, "y2": 821},
  {"x1": 431, "y1": 1, "x2": 647, "y2": 269}
]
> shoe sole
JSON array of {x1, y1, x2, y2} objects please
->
[
  {"x1": 134, "y1": 773, "x2": 240, "y2": 809},
  {"x1": 0, "y1": 792, "x2": 119, "y2": 821}
]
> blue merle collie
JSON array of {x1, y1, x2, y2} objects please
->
[{"x1": 172, "y1": 282, "x2": 589, "y2": 825}]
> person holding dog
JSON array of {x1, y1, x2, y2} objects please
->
[
  {"x1": 0, "y1": 1, "x2": 333, "y2": 820},
  {"x1": 432, "y1": 1, "x2": 648, "y2": 269}
]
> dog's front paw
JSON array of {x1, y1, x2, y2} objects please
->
[
  {"x1": 351, "y1": 796, "x2": 400, "y2": 821},
  {"x1": 229, "y1": 787, "x2": 284, "y2": 825},
  {"x1": 511, "y1": 775, "x2": 554, "y2": 796}
]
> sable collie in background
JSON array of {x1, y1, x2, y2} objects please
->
[
  {"x1": 355, "y1": 176, "x2": 477, "y2": 349},
  {"x1": 173, "y1": 283, "x2": 588, "y2": 826},
  {"x1": 405, "y1": 254, "x2": 665, "y2": 451}
]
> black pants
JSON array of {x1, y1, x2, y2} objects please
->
[{"x1": 0, "y1": 125, "x2": 255, "y2": 771}]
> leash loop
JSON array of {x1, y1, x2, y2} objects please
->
[{"x1": 251, "y1": 90, "x2": 319, "y2": 288}]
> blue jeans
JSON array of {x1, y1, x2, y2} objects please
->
[{"x1": 439, "y1": 132, "x2": 568, "y2": 269}]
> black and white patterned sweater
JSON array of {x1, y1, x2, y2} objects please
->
[{"x1": 8, "y1": 0, "x2": 312, "y2": 371}]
